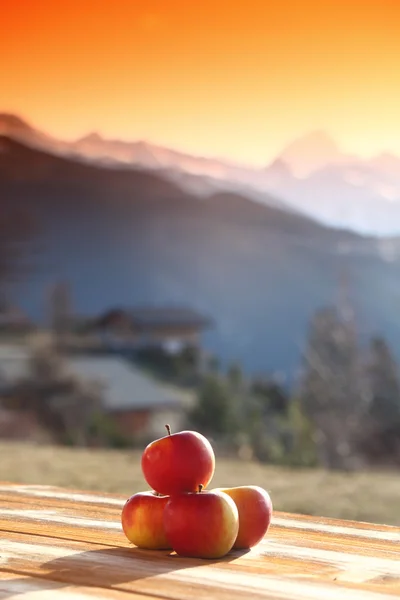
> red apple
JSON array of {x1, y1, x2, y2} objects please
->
[
  {"x1": 163, "y1": 486, "x2": 239, "y2": 559},
  {"x1": 121, "y1": 491, "x2": 171, "y2": 550},
  {"x1": 141, "y1": 425, "x2": 215, "y2": 496},
  {"x1": 212, "y1": 485, "x2": 272, "y2": 549}
]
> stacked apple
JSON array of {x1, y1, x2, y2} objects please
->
[{"x1": 121, "y1": 425, "x2": 272, "y2": 559}]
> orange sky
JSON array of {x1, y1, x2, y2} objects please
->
[{"x1": 2, "y1": 0, "x2": 400, "y2": 165}]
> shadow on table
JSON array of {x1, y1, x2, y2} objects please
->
[{"x1": 1, "y1": 546, "x2": 251, "y2": 598}]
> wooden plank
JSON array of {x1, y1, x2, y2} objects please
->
[
  {"x1": 0, "y1": 483, "x2": 399, "y2": 599},
  {"x1": 1, "y1": 519, "x2": 399, "y2": 597},
  {"x1": 1, "y1": 483, "x2": 399, "y2": 541},
  {"x1": 0, "y1": 493, "x2": 399, "y2": 558},
  {"x1": 1, "y1": 529, "x2": 397, "y2": 600},
  {"x1": 0, "y1": 571, "x2": 152, "y2": 600},
  {"x1": 1, "y1": 483, "x2": 399, "y2": 542}
]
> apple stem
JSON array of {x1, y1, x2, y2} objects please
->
[
  {"x1": 198, "y1": 484, "x2": 204, "y2": 493},
  {"x1": 165, "y1": 424, "x2": 171, "y2": 436}
]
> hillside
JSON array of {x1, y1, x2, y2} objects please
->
[
  {"x1": 1, "y1": 442, "x2": 399, "y2": 525},
  {"x1": 2, "y1": 136, "x2": 400, "y2": 375}
]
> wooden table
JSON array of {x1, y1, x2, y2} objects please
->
[{"x1": 0, "y1": 483, "x2": 399, "y2": 599}]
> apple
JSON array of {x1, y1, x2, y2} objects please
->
[
  {"x1": 163, "y1": 485, "x2": 239, "y2": 559},
  {"x1": 141, "y1": 425, "x2": 215, "y2": 496},
  {"x1": 121, "y1": 491, "x2": 171, "y2": 550},
  {"x1": 212, "y1": 485, "x2": 272, "y2": 549}
]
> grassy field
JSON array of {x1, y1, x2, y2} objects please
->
[{"x1": 0, "y1": 441, "x2": 399, "y2": 526}]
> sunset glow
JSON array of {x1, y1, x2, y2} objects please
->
[{"x1": 2, "y1": 0, "x2": 400, "y2": 164}]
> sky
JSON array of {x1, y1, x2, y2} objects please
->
[{"x1": 2, "y1": 0, "x2": 400, "y2": 165}]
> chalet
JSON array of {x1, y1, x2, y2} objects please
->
[
  {"x1": 67, "y1": 355, "x2": 194, "y2": 441},
  {"x1": 92, "y1": 306, "x2": 212, "y2": 353},
  {"x1": 0, "y1": 344, "x2": 194, "y2": 443}
]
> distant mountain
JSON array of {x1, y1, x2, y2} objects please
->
[
  {"x1": 163, "y1": 167, "x2": 290, "y2": 211},
  {"x1": 369, "y1": 152, "x2": 400, "y2": 178},
  {"x1": 3, "y1": 113, "x2": 400, "y2": 235},
  {"x1": 73, "y1": 133, "x2": 164, "y2": 168},
  {"x1": 71, "y1": 130, "x2": 292, "y2": 212},
  {"x1": 262, "y1": 132, "x2": 400, "y2": 234},
  {"x1": 0, "y1": 113, "x2": 291, "y2": 211},
  {"x1": 277, "y1": 130, "x2": 355, "y2": 177},
  {"x1": 0, "y1": 113, "x2": 70, "y2": 156},
  {"x1": 72, "y1": 129, "x2": 254, "y2": 181},
  {"x1": 0, "y1": 113, "x2": 239, "y2": 176},
  {"x1": 261, "y1": 160, "x2": 400, "y2": 235},
  {"x1": 3, "y1": 136, "x2": 400, "y2": 377}
]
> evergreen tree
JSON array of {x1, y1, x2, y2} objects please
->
[
  {"x1": 189, "y1": 374, "x2": 239, "y2": 437},
  {"x1": 368, "y1": 337, "x2": 400, "y2": 424},
  {"x1": 364, "y1": 336, "x2": 400, "y2": 462},
  {"x1": 299, "y1": 307, "x2": 368, "y2": 470},
  {"x1": 251, "y1": 377, "x2": 289, "y2": 415},
  {"x1": 227, "y1": 362, "x2": 243, "y2": 390}
]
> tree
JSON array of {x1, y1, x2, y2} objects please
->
[
  {"x1": 363, "y1": 336, "x2": 400, "y2": 463},
  {"x1": 188, "y1": 374, "x2": 240, "y2": 439},
  {"x1": 368, "y1": 337, "x2": 400, "y2": 423},
  {"x1": 243, "y1": 377, "x2": 291, "y2": 463},
  {"x1": 299, "y1": 307, "x2": 369, "y2": 470},
  {"x1": 283, "y1": 398, "x2": 318, "y2": 467},
  {"x1": 251, "y1": 377, "x2": 289, "y2": 415},
  {"x1": 226, "y1": 362, "x2": 243, "y2": 390}
]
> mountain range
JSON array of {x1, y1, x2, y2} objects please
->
[
  {"x1": 2, "y1": 131, "x2": 400, "y2": 377},
  {"x1": 2, "y1": 113, "x2": 400, "y2": 235}
]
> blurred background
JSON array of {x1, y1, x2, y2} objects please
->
[{"x1": 1, "y1": 0, "x2": 400, "y2": 525}]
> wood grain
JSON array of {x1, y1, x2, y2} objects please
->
[{"x1": 0, "y1": 483, "x2": 399, "y2": 599}]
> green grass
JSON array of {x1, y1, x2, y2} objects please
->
[{"x1": 0, "y1": 442, "x2": 399, "y2": 526}]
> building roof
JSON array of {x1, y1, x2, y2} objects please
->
[
  {"x1": 0, "y1": 344, "x2": 188, "y2": 413},
  {"x1": 0, "y1": 344, "x2": 30, "y2": 381},
  {"x1": 97, "y1": 306, "x2": 211, "y2": 330},
  {"x1": 67, "y1": 356, "x2": 183, "y2": 412}
]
